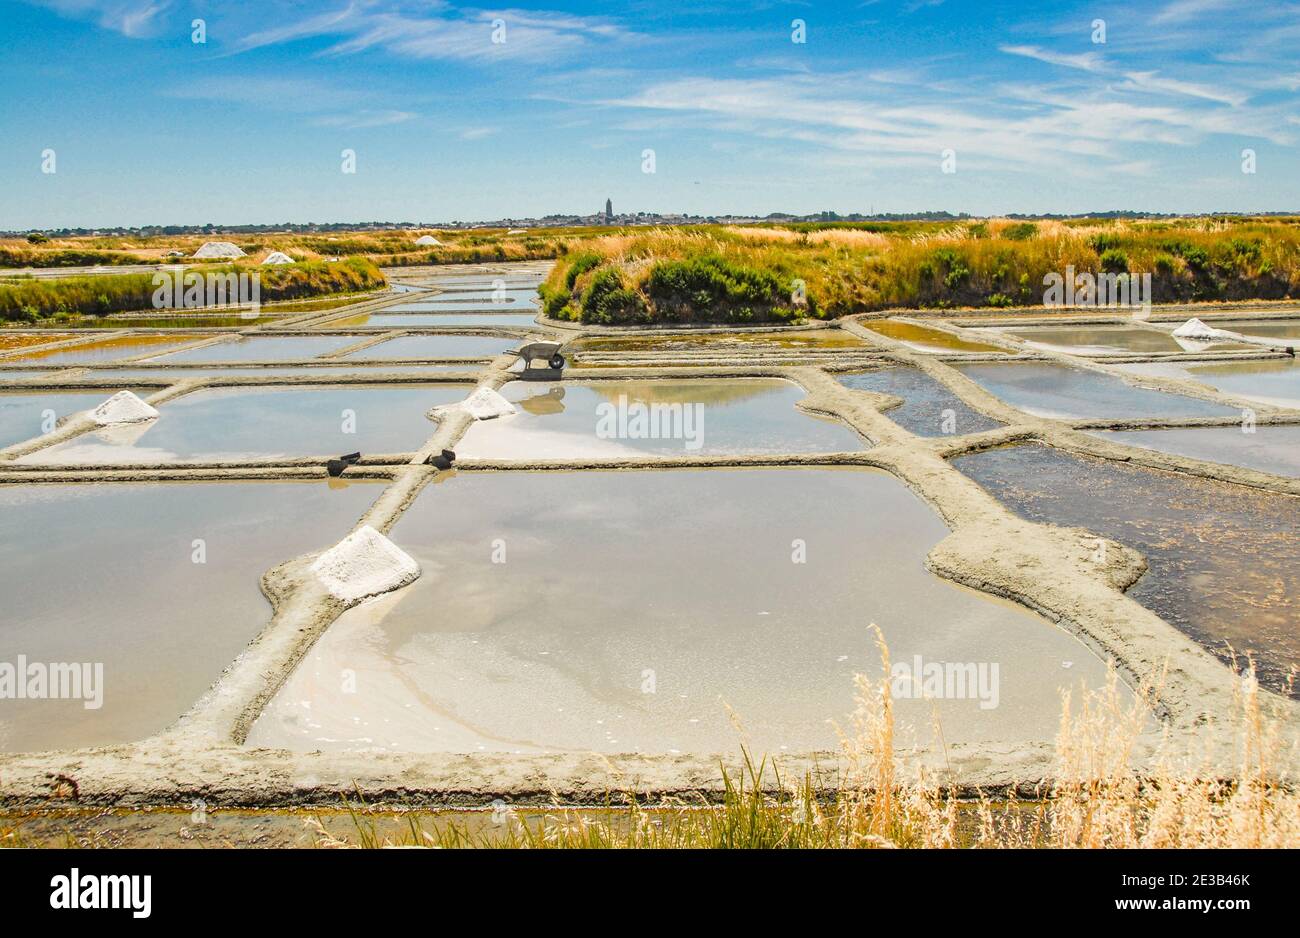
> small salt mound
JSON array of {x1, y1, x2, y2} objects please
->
[
  {"x1": 414, "y1": 235, "x2": 442, "y2": 246},
  {"x1": 430, "y1": 387, "x2": 516, "y2": 421},
  {"x1": 192, "y1": 240, "x2": 246, "y2": 259},
  {"x1": 262, "y1": 251, "x2": 294, "y2": 265},
  {"x1": 311, "y1": 525, "x2": 420, "y2": 604},
  {"x1": 90, "y1": 390, "x2": 159, "y2": 427},
  {"x1": 1172, "y1": 317, "x2": 1220, "y2": 339}
]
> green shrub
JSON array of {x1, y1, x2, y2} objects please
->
[
  {"x1": 644, "y1": 254, "x2": 792, "y2": 319},
  {"x1": 1090, "y1": 233, "x2": 1124, "y2": 253},
  {"x1": 1100, "y1": 248, "x2": 1129, "y2": 273},
  {"x1": 580, "y1": 268, "x2": 648, "y2": 324},
  {"x1": 564, "y1": 252, "x2": 603, "y2": 290}
]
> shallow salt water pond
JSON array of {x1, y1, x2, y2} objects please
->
[
  {"x1": 838, "y1": 368, "x2": 1002, "y2": 437},
  {"x1": 3, "y1": 334, "x2": 205, "y2": 365},
  {"x1": 22, "y1": 385, "x2": 469, "y2": 463},
  {"x1": 83, "y1": 364, "x2": 477, "y2": 381},
  {"x1": 1115, "y1": 359, "x2": 1300, "y2": 410},
  {"x1": 1210, "y1": 319, "x2": 1300, "y2": 341},
  {"x1": 986, "y1": 324, "x2": 1251, "y2": 355},
  {"x1": 328, "y1": 312, "x2": 539, "y2": 328},
  {"x1": 145, "y1": 335, "x2": 359, "y2": 363},
  {"x1": 0, "y1": 333, "x2": 76, "y2": 351},
  {"x1": 0, "y1": 389, "x2": 136, "y2": 449},
  {"x1": 456, "y1": 378, "x2": 865, "y2": 458},
  {"x1": 861, "y1": 320, "x2": 1006, "y2": 353},
  {"x1": 1088, "y1": 425, "x2": 1300, "y2": 477},
  {"x1": 953, "y1": 362, "x2": 1238, "y2": 419},
  {"x1": 953, "y1": 444, "x2": 1300, "y2": 695},
  {"x1": 570, "y1": 332, "x2": 868, "y2": 356},
  {"x1": 0, "y1": 480, "x2": 382, "y2": 752},
  {"x1": 395, "y1": 292, "x2": 538, "y2": 309},
  {"x1": 343, "y1": 335, "x2": 520, "y2": 359},
  {"x1": 247, "y1": 468, "x2": 1123, "y2": 755}
]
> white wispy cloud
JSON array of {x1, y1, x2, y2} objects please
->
[
  {"x1": 222, "y1": 3, "x2": 632, "y2": 63},
  {"x1": 1121, "y1": 71, "x2": 1248, "y2": 107},
  {"x1": 999, "y1": 44, "x2": 1105, "y2": 72},
  {"x1": 1151, "y1": 0, "x2": 1237, "y2": 25},
  {"x1": 37, "y1": 0, "x2": 173, "y2": 38}
]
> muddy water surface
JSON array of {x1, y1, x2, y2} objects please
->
[
  {"x1": 862, "y1": 320, "x2": 1006, "y2": 353},
  {"x1": 953, "y1": 443, "x2": 1300, "y2": 695},
  {"x1": 839, "y1": 368, "x2": 1003, "y2": 436}
]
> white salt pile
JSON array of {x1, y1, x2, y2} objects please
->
[
  {"x1": 90, "y1": 391, "x2": 159, "y2": 427},
  {"x1": 262, "y1": 251, "x2": 294, "y2": 265},
  {"x1": 414, "y1": 235, "x2": 442, "y2": 246},
  {"x1": 430, "y1": 387, "x2": 516, "y2": 421},
  {"x1": 310, "y1": 525, "x2": 420, "y2": 604},
  {"x1": 192, "y1": 241, "x2": 246, "y2": 259},
  {"x1": 1172, "y1": 318, "x2": 1220, "y2": 339}
]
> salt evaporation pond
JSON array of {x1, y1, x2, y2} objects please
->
[
  {"x1": 4, "y1": 335, "x2": 206, "y2": 366},
  {"x1": 146, "y1": 335, "x2": 359, "y2": 363},
  {"x1": 571, "y1": 331, "x2": 868, "y2": 353},
  {"x1": 22, "y1": 385, "x2": 470, "y2": 463},
  {"x1": 954, "y1": 443, "x2": 1300, "y2": 695},
  {"x1": 0, "y1": 480, "x2": 382, "y2": 752},
  {"x1": 0, "y1": 389, "x2": 137, "y2": 449},
  {"x1": 456, "y1": 379, "x2": 866, "y2": 458},
  {"x1": 247, "y1": 467, "x2": 1123, "y2": 755},
  {"x1": 987, "y1": 324, "x2": 1250, "y2": 355},
  {"x1": 862, "y1": 320, "x2": 1006, "y2": 353},
  {"x1": 329, "y1": 312, "x2": 539, "y2": 328},
  {"x1": 838, "y1": 368, "x2": 1002, "y2": 437},
  {"x1": 1089, "y1": 425, "x2": 1300, "y2": 478},
  {"x1": 1115, "y1": 359, "x2": 1300, "y2": 410},
  {"x1": 1210, "y1": 319, "x2": 1300, "y2": 341},
  {"x1": 86, "y1": 364, "x2": 476, "y2": 381},
  {"x1": 953, "y1": 362, "x2": 1238, "y2": 419},
  {"x1": 342, "y1": 335, "x2": 520, "y2": 359}
]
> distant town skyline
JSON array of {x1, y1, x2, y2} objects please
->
[{"x1": 4, "y1": 0, "x2": 1297, "y2": 229}]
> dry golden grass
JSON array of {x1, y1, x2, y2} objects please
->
[
  {"x1": 806, "y1": 229, "x2": 889, "y2": 248},
  {"x1": 723, "y1": 226, "x2": 803, "y2": 243}
]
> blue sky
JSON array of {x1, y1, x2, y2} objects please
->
[{"x1": 2, "y1": 0, "x2": 1297, "y2": 227}]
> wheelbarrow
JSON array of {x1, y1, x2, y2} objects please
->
[{"x1": 516, "y1": 340, "x2": 566, "y2": 371}]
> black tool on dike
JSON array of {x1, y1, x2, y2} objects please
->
[
  {"x1": 326, "y1": 452, "x2": 362, "y2": 477},
  {"x1": 427, "y1": 448, "x2": 456, "y2": 470}
]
